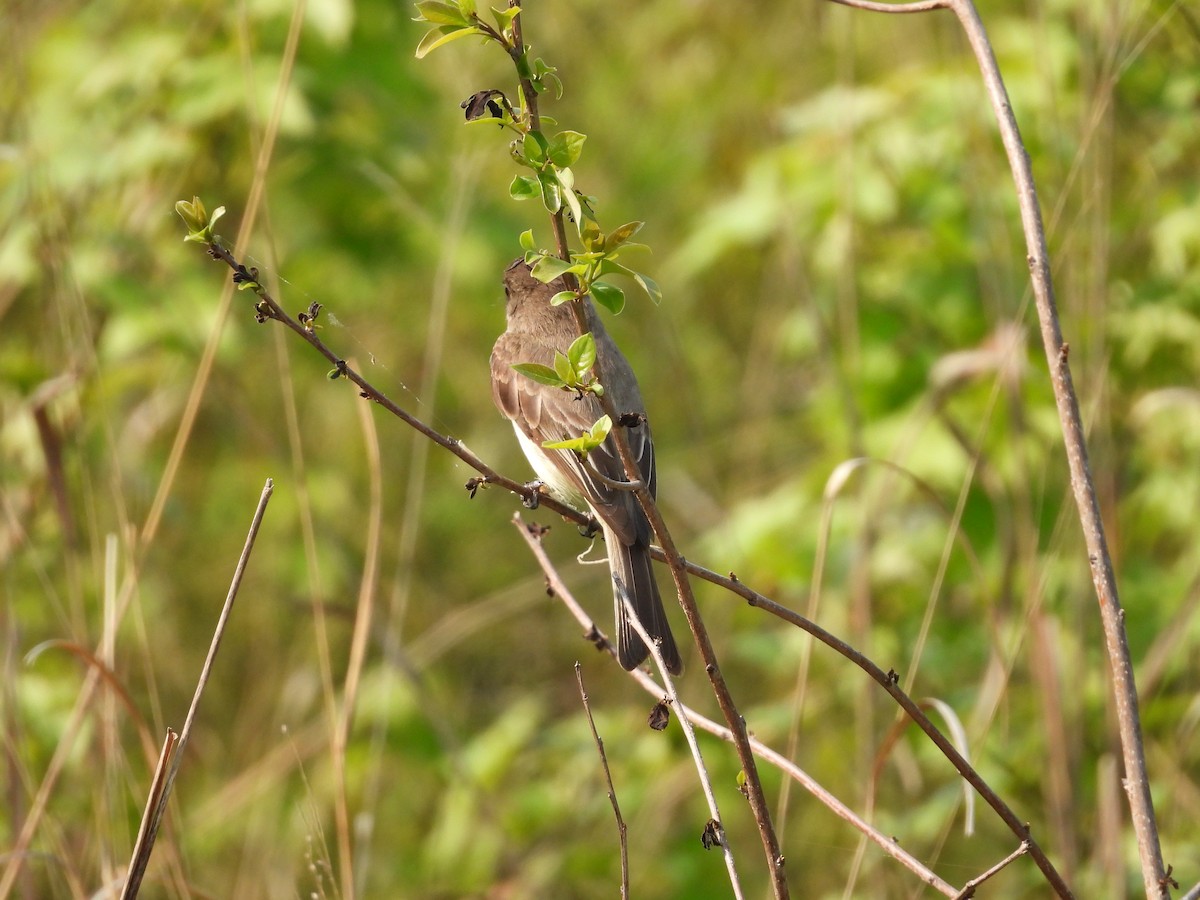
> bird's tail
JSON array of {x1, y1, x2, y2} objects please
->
[{"x1": 608, "y1": 531, "x2": 683, "y2": 675}]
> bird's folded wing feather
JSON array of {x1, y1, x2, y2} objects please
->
[{"x1": 491, "y1": 332, "x2": 654, "y2": 546}]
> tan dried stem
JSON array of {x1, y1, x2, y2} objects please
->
[{"x1": 824, "y1": 0, "x2": 1165, "y2": 894}]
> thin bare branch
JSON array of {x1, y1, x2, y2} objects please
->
[
  {"x1": 952, "y1": 841, "x2": 1029, "y2": 899},
  {"x1": 826, "y1": 0, "x2": 947, "y2": 11},
  {"x1": 574, "y1": 663, "x2": 629, "y2": 899},
  {"x1": 945, "y1": 0, "x2": 1163, "y2": 891},
  {"x1": 203, "y1": 239, "x2": 581, "y2": 524}
]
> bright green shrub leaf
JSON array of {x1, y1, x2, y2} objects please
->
[
  {"x1": 548, "y1": 130, "x2": 585, "y2": 168},
  {"x1": 415, "y1": 25, "x2": 481, "y2": 58},
  {"x1": 532, "y1": 58, "x2": 563, "y2": 99},
  {"x1": 598, "y1": 258, "x2": 662, "y2": 305},
  {"x1": 631, "y1": 269, "x2": 662, "y2": 305},
  {"x1": 522, "y1": 131, "x2": 548, "y2": 166},
  {"x1": 589, "y1": 281, "x2": 625, "y2": 315},
  {"x1": 511, "y1": 363, "x2": 563, "y2": 386},
  {"x1": 491, "y1": 4, "x2": 519, "y2": 33},
  {"x1": 542, "y1": 416, "x2": 610, "y2": 457},
  {"x1": 530, "y1": 255, "x2": 575, "y2": 282},
  {"x1": 556, "y1": 168, "x2": 582, "y2": 230},
  {"x1": 537, "y1": 171, "x2": 561, "y2": 212},
  {"x1": 581, "y1": 221, "x2": 604, "y2": 252},
  {"x1": 567, "y1": 332, "x2": 596, "y2": 373},
  {"x1": 541, "y1": 435, "x2": 587, "y2": 453},
  {"x1": 509, "y1": 175, "x2": 540, "y2": 201},
  {"x1": 604, "y1": 221, "x2": 643, "y2": 252},
  {"x1": 413, "y1": 1, "x2": 470, "y2": 26},
  {"x1": 552, "y1": 350, "x2": 573, "y2": 385}
]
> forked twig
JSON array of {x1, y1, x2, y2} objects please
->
[{"x1": 952, "y1": 841, "x2": 1029, "y2": 899}]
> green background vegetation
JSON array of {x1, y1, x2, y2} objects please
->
[{"x1": 3, "y1": 0, "x2": 1199, "y2": 896}]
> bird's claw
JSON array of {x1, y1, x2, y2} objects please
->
[{"x1": 521, "y1": 480, "x2": 544, "y2": 510}]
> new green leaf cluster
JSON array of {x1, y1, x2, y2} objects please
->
[
  {"x1": 412, "y1": 0, "x2": 519, "y2": 59},
  {"x1": 510, "y1": 331, "x2": 602, "y2": 396}
]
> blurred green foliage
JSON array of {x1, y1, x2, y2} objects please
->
[{"x1": 3, "y1": 0, "x2": 1200, "y2": 897}]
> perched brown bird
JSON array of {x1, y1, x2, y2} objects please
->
[{"x1": 491, "y1": 259, "x2": 683, "y2": 674}]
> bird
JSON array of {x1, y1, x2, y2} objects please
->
[{"x1": 491, "y1": 258, "x2": 683, "y2": 674}]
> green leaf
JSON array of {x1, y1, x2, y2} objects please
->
[
  {"x1": 604, "y1": 221, "x2": 643, "y2": 252},
  {"x1": 598, "y1": 258, "x2": 662, "y2": 305},
  {"x1": 518, "y1": 229, "x2": 536, "y2": 252},
  {"x1": 549, "y1": 290, "x2": 575, "y2": 306},
  {"x1": 543, "y1": 72, "x2": 564, "y2": 99},
  {"x1": 631, "y1": 270, "x2": 662, "y2": 305},
  {"x1": 532, "y1": 58, "x2": 563, "y2": 99},
  {"x1": 459, "y1": 0, "x2": 477, "y2": 16},
  {"x1": 589, "y1": 281, "x2": 625, "y2": 315},
  {"x1": 581, "y1": 221, "x2": 604, "y2": 252},
  {"x1": 567, "y1": 332, "x2": 596, "y2": 374},
  {"x1": 515, "y1": 51, "x2": 534, "y2": 81},
  {"x1": 537, "y1": 171, "x2": 561, "y2": 213},
  {"x1": 548, "y1": 130, "x2": 585, "y2": 168},
  {"x1": 530, "y1": 255, "x2": 576, "y2": 282},
  {"x1": 175, "y1": 196, "x2": 206, "y2": 231},
  {"x1": 552, "y1": 350, "x2": 574, "y2": 385},
  {"x1": 541, "y1": 435, "x2": 588, "y2": 453},
  {"x1": 176, "y1": 196, "x2": 222, "y2": 242},
  {"x1": 414, "y1": 0, "x2": 471, "y2": 26},
  {"x1": 415, "y1": 25, "x2": 482, "y2": 58},
  {"x1": 511, "y1": 363, "x2": 563, "y2": 387},
  {"x1": 522, "y1": 131, "x2": 547, "y2": 166},
  {"x1": 598, "y1": 258, "x2": 631, "y2": 277},
  {"x1": 542, "y1": 415, "x2": 610, "y2": 457},
  {"x1": 491, "y1": 4, "x2": 519, "y2": 33},
  {"x1": 556, "y1": 168, "x2": 582, "y2": 228},
  {"x1": 509, "y1": 175, "x2": 540, "y2": 201}
]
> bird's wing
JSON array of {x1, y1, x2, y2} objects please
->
[{"x1": 491, "y1": 331, "x2": 651, "y2": 545}]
